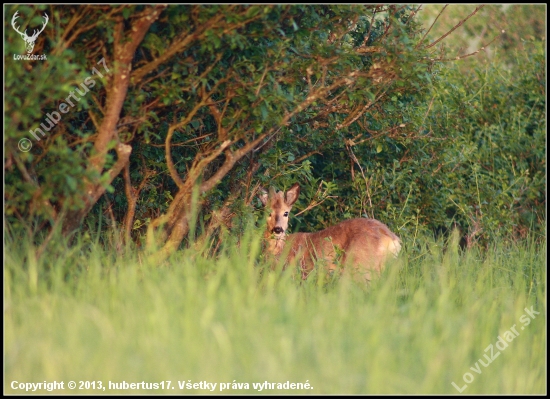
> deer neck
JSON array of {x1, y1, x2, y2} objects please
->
[{"x1": 264, "y1": 230, "x2": 287, "y2": 257}]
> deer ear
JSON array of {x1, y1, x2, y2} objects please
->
[
  {"x1": 258, "y1": 187, "x2": 269, "y2": 207},
  {"x1": 285, "y1": 183, "x2": 300, "y2": 206}
]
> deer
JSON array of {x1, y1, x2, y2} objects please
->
[{"x1": 259, "y1": 183, "x2": 401, "y2": 282}]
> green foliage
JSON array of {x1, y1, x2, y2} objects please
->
[
  {"x1": 5, "y1": 5, "x2": 112, "y2": 228},
  {"x1": 426, "y1": 42, "x2": 545, "y2": 242},
  {"x1": 4, "y1": 4, "x2": 545, "y2": 249},
  {"x1": 105, "y1": 4, "x2": 433, "y2": 242},
  {"x1": 260, "y1": 40, "x2": 545, "y2": 249}
]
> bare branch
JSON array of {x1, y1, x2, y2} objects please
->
[
  {"x1": 425, "y1": 5, "x2": 485, "y2": 49},
  {"x1": 165, "y1": 101, "x2": 206, "y2": 189},
  {"x1": 362, "y1": 8, "x2": 378, "y2": 46},
  {"x1": 131, "y1": 12, "x2": 227, "y2": 85},
  {"x1": 431, "y1": 31, "x2": 503, "y2": 62},
  {"x1": 199, "y1": 133, "x2": 267, "y2": 194},
  {"x1": 416, "y1": 4, "x2": 448, "y2": 49}
]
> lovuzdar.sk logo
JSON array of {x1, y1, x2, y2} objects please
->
[{"x1": 11, "y1": 10, "x2": 49, "y2": 60}]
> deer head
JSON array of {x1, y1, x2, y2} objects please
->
[
  {"x1": 12, "y1": 11, "x2": 49, "y2": 54},
  {"x1": 259, "y1": 183, "x2": 300, "y2": 244}
]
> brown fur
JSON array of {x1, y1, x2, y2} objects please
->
[{"x1": 259, "y1": 183, "x2": 401, "y2": 281}]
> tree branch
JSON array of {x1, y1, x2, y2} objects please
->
[
  {"x1": 199, "y1": 132, "x2": 268, "y2": 194},
  {"x1": 425, "y1": 5, "x2": 485, "y2": 49}
]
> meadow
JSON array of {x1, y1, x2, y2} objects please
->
[{"x1": 5, "y1": 227, "x2": 546, "y2": 394}]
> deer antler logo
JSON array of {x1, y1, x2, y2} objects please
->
[{"x1": 11, "y1": 11, "x2": 49, "y2": 54}]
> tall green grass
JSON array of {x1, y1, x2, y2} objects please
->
[{"x1": 4, "y1": 227, "x2": 546, "y2": 394}]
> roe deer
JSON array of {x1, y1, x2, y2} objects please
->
[{"x1": 259, "y1": 183, "x2": 401, "y2": 281}]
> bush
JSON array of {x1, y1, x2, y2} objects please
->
[{"x1": 263, "y1": 41, "x2": 545, "y2": 249}]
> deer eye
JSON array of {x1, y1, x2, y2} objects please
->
[{"x1": 284, "y1": 212, "x2": 289, "y2": 217}]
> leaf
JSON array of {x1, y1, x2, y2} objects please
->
[
  {"x1": 66, "y1": 176, "x2": 77, "y2": 191},
  {"x1": 260, "y1": 104, "x2": 268, "y2": 120}
]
